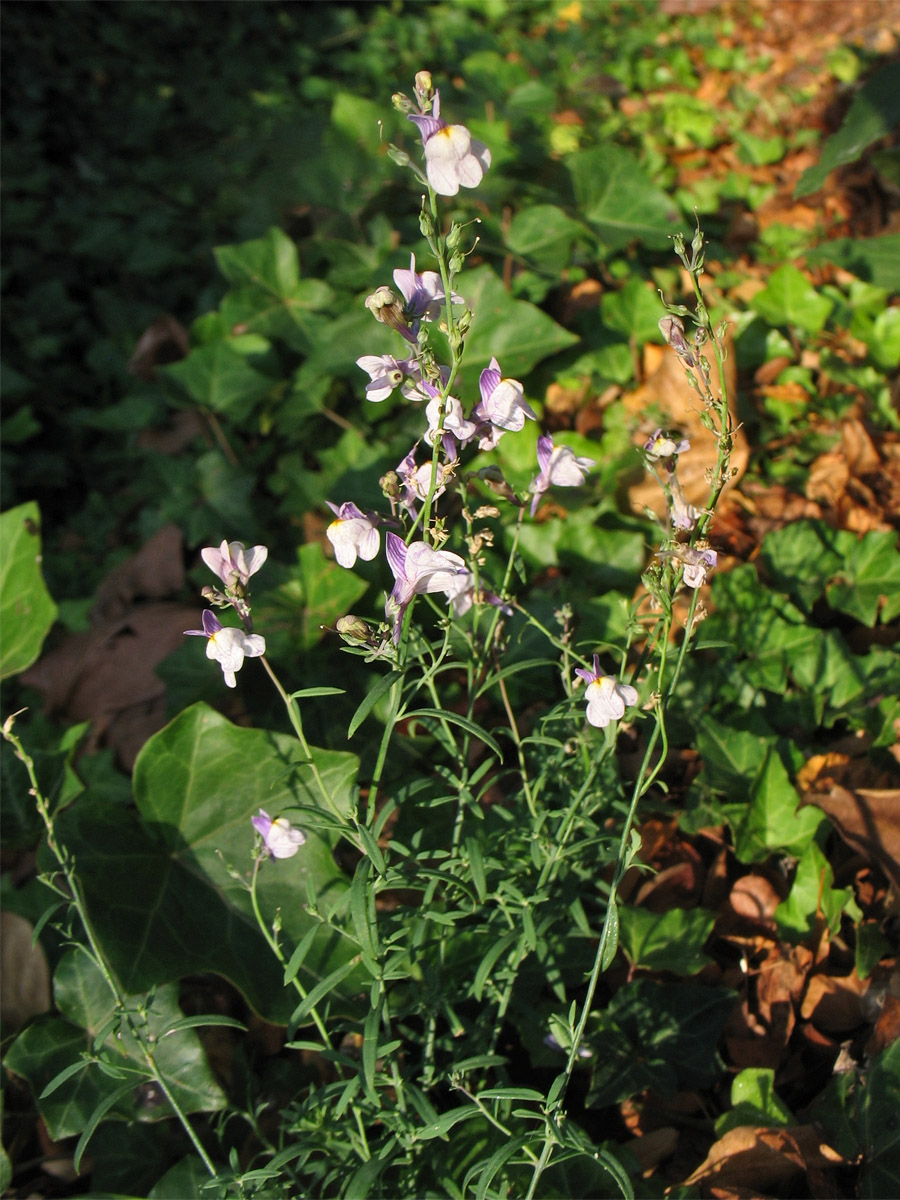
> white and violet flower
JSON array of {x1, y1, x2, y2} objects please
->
[
  {"x1": 574, "y1": 656, "x2": 638, "y2": 729},
  {"x1": 184, "y1": 610, "x2": 265, "y2": 688},
  {"x1": 252, "y1": 808, "x2": 306, "y2": 860},
  {"x1": 407, "y1": 91, "x2": 491, "y2": 197},
  {"x1": 326, "y1": 502, "x2": 381, "y2": 569},
  {"x1": 530, "y1": 434, "x2": 596, "y2": 516},
  {"x1": 201, "y1": 540, "x2": 268, "y2": 591},
  {"x1": 385, "y1": 531, "x2": 466, "y2": 642}
]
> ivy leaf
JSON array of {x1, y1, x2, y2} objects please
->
[
  {"x1": 750, "y1": 264, "x2": 833, "y2": 333},
  {"x1": 796, "y1": 64, "x2": 900, "y2": 197},
  {"x1": 459, "y1": 264, "x2": 579, "y2": 375},
  {"x1": 51, "y1": 704, "x2": 364, "y2": 1023},
  {"x1": 0, "y1": 502, "x2": 58, "y2": 680},
  {"x1": 568, "y1": 144, "x2": 680, "y2": 250}
]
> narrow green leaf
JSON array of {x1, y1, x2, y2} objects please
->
[
  {"x1": 402, "y1": 708, "x2": 502, "y2": 758},
  {"x1": 348, "y1": 671, "x2": 401, "y2": 739},
  {"x1": 73, "y1": 1080, "x2": 137, "y2": 1173},
  {"x1": 362, "y1": 999, "x2": 382, "y2": 1097}
]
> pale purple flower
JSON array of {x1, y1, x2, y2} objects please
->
[
  {"x1": 644, "y1": 429, "x2": 690, "y2": 462},
  {"x1": 385, "y1": 531, "x2": 466, "y2": 642},
  {"x1": 443, "y1": 570, "x2": 512, "y2": 618},
  {"x1": 530, "y1": 434, "x2": 596, "y2": 516},
  {"x1": 396, "y1": 450, "x2": 451, "y2": 511},
  {"x1": 424, "y1": 388, "x2": 478, "y2": 448},
  {"x1": 408, "y1": 91, "x2": 491, "y2": 197},
  {"x1": 357, "y1": 354, "x2": 417, "y2": 403},
  {"x1": 393, "y1": 253, "x2": 462, "y2": 323},
  {"x1": 252, "y1": 808, "x2": 306, "y2": 860},
  {"x1": 473, "y1": 358, "x2": 536, "y2": 450},
  {"x1": 201, "y1": 541, "x2": 268, "y2": 590},
  {"x1": 326, "y1": 502, "x2": 381, "y2": 568},
  {"x1": 184, "y1": 610, "x2": 266, "y2": 688},
  {"x1": 574, "y1": 656, "x2": 638, "y2": 729},
  {"x1": 668, "y1": 476, "x2": 699, "y2": 532},
  {"x1": 682, "y1": 546, "x2": 717, "y2": 588}
]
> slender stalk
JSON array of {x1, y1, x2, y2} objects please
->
[{"x1": 2, "y1": 716, "x2": 219, "y2": 1179}]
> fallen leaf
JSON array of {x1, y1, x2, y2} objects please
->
[
  {"x1": 0, "y1": 912, "x2": 51, "y2": 1029},
  {"x1": 802, "y1": 786, "x2": 900, "y2": 893},
  {"x1": 679, "y1": 1125, "x2": 846, "y2": 1193},
  {"x1": 801, "y1": 972, "x2": 868, "y2": 1032},
  {"x1": 92, "y1": 524, "x2": 185, "y2": 623}
]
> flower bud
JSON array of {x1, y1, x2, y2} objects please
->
[
  {"x1": 391, "y1": 92, "x2": 414, "y2": 114},
  {"x1": 414, "y1": 71, "x2": 434, "y2": 107},
  {"x1": 335, "y1": 615, "x2": 372, "y2": 645},
  {"x1": 658, "y1": 315, "x2": 696, "y2": 365},
  {"x1": 387, "y1": 145, "x2": 411, "y2": 168},
  {"x1": 365, "y1": 286, "x2": 408, "y2": 335},
  {"x1": 380, "y1": 470, "x2": 400, "y2": 501}
]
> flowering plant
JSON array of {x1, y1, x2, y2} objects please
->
[{"x1": 4, "y1": 68, "x2": 748, "y2": 1200}]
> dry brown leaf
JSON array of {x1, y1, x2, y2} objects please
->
[
  {"x1": 801, "y1": 972, "x2": 868, "y2": 1032},
  {"x1": 802, "y1": 786, "x2": 900, "y2": 893},
  {"x1": 92, "y1": 523, "x2": 185, "y2": 623},
  {"x1": 0, "y1": 911, "x2": 51, "y2": 1029},
  {"x1": 21, "y1": 602, "x2": 199, "y2": 769},
  {"x1": 679, "y1": 1125, "x2": 845, "y2": 1193},
  {"x1": 726, "y1": 874, "x2": 782, "y2": 928},
  {"x1": 623, "y1": 332, "x2": 748, "y2": 521},
  {"x1": 626, "y1": 1126, "x2": 679, "y2": 1173},
  {"x1": 127, "y1": 313, "x2": 189, "y2": 379}
]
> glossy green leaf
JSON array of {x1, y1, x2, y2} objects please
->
[
  {"x1": 826, "y1": 530, "x2": 900, "y2": 625},
  {"x1": 716, "y1": 1068, "x2": 794, "y2": 1135},
  {"x1": 804, "y1": 234, "x2": 900, "y2": 290},
  {"x1": 775, "y1": 841, "x2": 854, "y2": 940},
  {"x1": 585, "y1": 981, "x2": 734, "y2": 1107},
  {"x1": 618, "y1": 905, "x2": 715, "y2": 974},
  {"x1": 6, "y1": 953, "x2": 224, "y2": 1141},
  {"x1": 0, "y1": 502, "x2": 58, "y2": 680},
  {"x1": 215, "y1": 226, "x2": 333, "y2": 351},
  {"x1": 749, "y1": 264, "x2": 834, "y2": 333},
  {"x1": 457, "y1": 264, "x2": 578, "y2": 376},
  {"x1": 858, "y1": 1039, "x2": 900, "y2": 1199},
  {"x1": 796, "y1": 64, "x2": 900, "y2": 196},
  {"x1": 164, "y1": 341, "x2": 273, "y2": 421},
  {"x1": 50, "y1": 704, "x2": 361, "y2": 1022},
  {"x1": 601, "y1": 277, "x2": 666, "y2": 344},
  {"x1": 505, "y1": 205, "x2": 592, "y2": 272},
  {"x1": 568, "y1": 144, "x2": 680, "y2": 249},
  {"x1": 735, "y1": 747, "x2": 824, "y2": 863}
]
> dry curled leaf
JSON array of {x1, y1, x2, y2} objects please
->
[
  {"x1": 679, "y1": 1125, "x2": 847, "y2": 1194},
  {"x1": 801, "y1": 786, "x2": 900, "y2": 894},
  {"x1": 0, "y1": 912, "x2": 51, "y2": 1029}
]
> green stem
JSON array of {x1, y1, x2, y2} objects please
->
[{"x1": 2, "y1": 716, "x2": 219, "y2": 1179}]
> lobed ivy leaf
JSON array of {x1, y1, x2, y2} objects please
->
[
  {"x1": 50, "y1": 704, "x2": 363, "y2": 1022},
  {"x1": 568, "y1": 144, "x2": 680, "y2": 250},
  {"x1": 617, "y1": 905, "x2": 715, "y2": 974},
  {"x1": 457, "y1": 264, "x2": 579, "y2": 376},
  {"x1": 749, "y1": 264, "x2": 834, "y2": 333}
]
